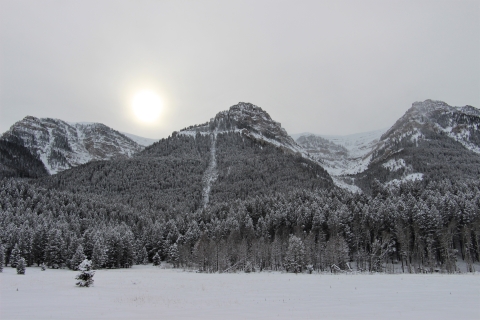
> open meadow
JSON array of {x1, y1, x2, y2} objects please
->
[{"x1": 1, "y1": 265, "x2": 479, "y2": 319}]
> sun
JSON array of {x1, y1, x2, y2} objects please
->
[{"x1": 131, "y1": 90, "x2": 162, "y2": 123}]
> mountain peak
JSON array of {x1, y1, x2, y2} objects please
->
[
  {"x1": 179, "y1": 102, "x2": 299, "y2": 152},
  {"x1": 1, "y1": 116, "x2": 144, "y2": 175}
]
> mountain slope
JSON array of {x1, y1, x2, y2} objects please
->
[
  {"x1": 294, "y1": 100, "x2": 480, "y2": 193},
  {"x1": 354, "y1": 100, "x2": 480, "y2": 192},
  {"x1": 295, "y1": 129, "x2": 386, "y2": 176},
  {"x1": 0, "y1": 116, "x2": 145, "y2": 176},
  {"x1": 0, "y1": 139, "x2": 48, "y2": 178},
  {"x1": 40, "y1": 102, "x2": 333, "y2": 212}
]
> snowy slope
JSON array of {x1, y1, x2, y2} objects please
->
[
  {"x1": 1, "y1": 116, "x2": 144, "y2": 174},
  {"x1": 295, "y1": 129, "x2": 387, "y2": 176},
  {"x1": 295, "y1": 100, "x2": 480, "y2": 192},
  {"x1": 120, "y1": 132, "x2": 158, "y2": 147}
]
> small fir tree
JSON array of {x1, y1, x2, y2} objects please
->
[
  {"x1": 75, "y1": 259, "x2": 95, "y2": 287},
  {"x1": 10, "y1": 244, "x2": 21, "y2": 268},
  {"x1": 16, "y1": 257, "x2": 26, "y2": 275},
  {"x1": 152, "y1": 252, "x2": 161, "y2": 266}
]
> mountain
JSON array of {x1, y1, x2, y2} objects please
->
[
  {"x1": 1, "y1": 100, "x2": 479, "y2": 275},
  {"x1": 120, "y1": 132, "x2": 158, "y2": 147},
  {"x1": 354, "y1": 99, "x2": 480, "y2": 191},
  {"x1": 0, "y1": 116, "x2": 145, "y2": 177},
  {"x1": 178, "y1": 102, "x2": 302, "y2": 154},
  {"x1": 40, "y1": 102, "x2": 333, "y2": 213},
  {"x1": 295, "y1": 100, "x2": 480, "y2": 193},
  {"x1": 294, "y1": 129, "x2": 386, "y2": 176}
]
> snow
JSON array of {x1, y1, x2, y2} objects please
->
[
  {"x1": 120, "y1": 132, "x2": 158, "y2": 147},
  {"x1": 386, "y1": 173, "x2": 424, "y2": 187},
  {"x1": 1, "y1": 266, "x2": 479, "y2": 320},
  {"x1": 315, "y1": 128, "x2": 387, "y2": 159},
  {"x1": 382, "y1": 158, "x2": 406, "y2": 171},
  {"x1": 294, "y1": 129, "x2": 387, "y2": 177},
  {"x1": 332, "y1": 177, "x2": 363, "y2": 194},
  {"x1": 202, "y1": 133, "x2": 218, "y2": 207}
]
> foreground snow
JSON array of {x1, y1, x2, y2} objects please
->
[{"x1": 1, "y1": 266, "x2": 479, "y2": 320}]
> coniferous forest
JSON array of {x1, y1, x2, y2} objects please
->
[{"x1": 1, "y1": 130, "x2": 478, "y2": 274}]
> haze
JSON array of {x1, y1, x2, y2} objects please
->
[{"x1": 0, "y1": 0, "x2": 478, "y2": 139}]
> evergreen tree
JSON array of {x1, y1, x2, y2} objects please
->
[
  {"x1": 70, "y1": 245, "x2": 86, "y2": 270},
  {"x1": 10, "y1": 243, "x2": 21, "y2": 268},
  {"x1": 91, "y1": 240, "x2": 106, "y2": 269},
  {"x1": 140, "y1": 246, "x2": 149, "y2": 265},
  {"x1": 168, "y1": 243, "x2": 179, "y2": 267},
  {"x1": 152, "y1": 252, "x2": 161, "y2": 266},
  {"x1": 16, "y1": 257, "x2": 26, "y2": 275},
  {"x1": 284, "y1": 235, "x2": 305, "y2": 273},
  {"x1": 75, "y1": 259, "x2": 95, "y2": 287}
]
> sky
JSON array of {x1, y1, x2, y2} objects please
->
[{"x1": 0, "y1": 0, "x2": 479, "y2": 139}]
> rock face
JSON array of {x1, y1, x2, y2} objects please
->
[
  {"x1": 179, "y1": 102, "x2": 301, "y2": 153},
  {"x1": 378, "y1": 99, "x2": 480, "y2": 157},
  {"x1": 295, "y1": 100, "x2": 480, "y2": 193},
  {"x1": 1, "y1": 116, "x2": 144, "y2": 175},
  {"x1": 295, "y1": 129, "x2": 386, "y2": 176}
]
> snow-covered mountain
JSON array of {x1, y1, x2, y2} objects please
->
[
  {"x1": 178, "y1": 102, "x2": 303, "y2": 154},
  {"x1": 0, "y1": 116, "x2": 145, "y2": 174},
  {"x1": 295, "y1": 129, "x2": 387, "y2": 176},
  {"x1": 377, "y1": 99, "x2": 480, "y2": 157},
  {"x1": 120, "y1": 132, "x2": 158, "y2": 147},
  {"x1": 294, "y1": 100, "x2": 480, "y2": 192}
]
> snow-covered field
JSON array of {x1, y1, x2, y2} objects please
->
[{"x1": 1, "y1": 266, "x2": 479, "y2": 320}]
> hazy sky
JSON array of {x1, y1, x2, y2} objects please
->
[{"x1": 1, "y1": 0, "x2": 479, "y2": 139}]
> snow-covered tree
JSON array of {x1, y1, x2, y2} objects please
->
[
  {"x1": 16, "y1": 257, "x2": 26, "y2": 275},
  {"x1": 284, "y1": 235, "x2": 305, "y2": 273},
  {"x1": 168, "y1": 243, "x2": 179, "y2": 267},
  {"x1": 141, "y1": 246, "x2": 149, "y2": 265},
  {"x1": 70, "y1": 245, "x2": 86, "y2": 270},
  {"x1": 91, "y1": 240, "x2": 106, "y2": 269},
  {"x1": 152, "y1": 252, "x2": 161, "y2": 266},
  {"x1": 10, "y1": 243, "x2": 21, "y2": 268},
  {"x1": 75, "y1": 259, "x2": 95, "y2": 287}
]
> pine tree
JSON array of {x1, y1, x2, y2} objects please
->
[
  {"x1": 16, "y1": 257, "x2": 26, "y2": 275},
  {"x1": 284, "y1": 235, "x2": 305, "y2": 273},
  {"x1": 0, "y1": 244, "x2": 4, "y2": 272},
  {"x1": 91, "y1": 240, "x2": 106, "y2": 269},
  {"x1": 10, "y1": 243, "x2": 21, "y2": 268},
  {"x1": 70, "y1": 245, "x2": 86, "y2": 270},
  {"x1": 75, "y1": 259, "x2": 95, "y2": 287},
  {"x1": 152, "y1": 252, "x2": 161, "y2": 266},
  {"x1": 168, "y1": 243, "x2": 179, "y2": 267},
  {"x1": 141, "y1": 246, "x2": 149, "y2": 265}
]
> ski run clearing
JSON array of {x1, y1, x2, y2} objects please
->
[{"x1": 1, "y1": 266, "x2": 479, "y2": 320}]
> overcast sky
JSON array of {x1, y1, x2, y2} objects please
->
[{"x1": 1, "y1": 0, "x2": 479, "y2": 139}]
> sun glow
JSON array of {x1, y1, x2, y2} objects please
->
[{"x1": 132, "y1": 90, "x2": 162, "y2": 123}]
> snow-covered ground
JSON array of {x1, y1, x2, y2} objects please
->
[{"x1": 1, "y1": 266, "x2": 479, "y2": 320}]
